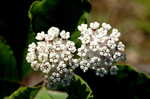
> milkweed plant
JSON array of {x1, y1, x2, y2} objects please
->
[{"x1": 26, "y1": 21, "x2": 126, "y2": 88}]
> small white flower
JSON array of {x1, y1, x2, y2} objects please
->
[
  {"x1": 26, "y1": 52, "x2": 36, "y2": 63},
  {"x1": 80, "y1": 59, "x2": 90, "y2": 72},
  {"x1": 110, "y1": 28, "x2": 121, "y2": 41},
  {"x1": 78, "y1": 24, "x2": 88, "y2": 32},
  {"x1": 77, "y1": 46, "x2": 87, "y2": 57},
  {"x1": 89, "y1": 41, "x2": 99, "y2": 51},
  {"x1": 117, "y1": 42, "x2": 125, "y2": 51},
  {"x1": 99, "y1": 46, "x2": 110, "y2": 56},
  {"x1": 48, "y1": 27, "x2": 59, "y2": 37},
  {"x1": 72, "y1": 59, "x2": 79, "y2": 68},
  {"x1": 37, "y1": 41, "x2": 47, "y2": 53},
  {"x1": 38, "y1": 53, "x2": 48, "y2": 62},
  {"x1": 113, "y1": 52, "x2": 121, "y2": 59},
  {"x1": 107, "y1": 39, "x2": 116, "y2": 49},
  {"x1": 49, "y1": 52, "x2": 59, "y2": 63},
  {"x1": 60, "y1": 30, "x2": 70, "y2": 39},
  {"x1": 79, "y1": 34, "x2": 91, "y2": 44},
  {"x1": 28, "y1": 42, "x2": 36, "y2": 52},
  {"x1": 40, "y1": 62, "x2": 51, "y2": 74},
  {"x1": 102, "y1": 22, "x2": 111, "y2": 30},
  {"x1": 53, "y1": 40, "x2": 64, "y2": 51},
  {"x1": 96, "y1": 28, "x2": 107, "y2": 38},
  {"x1": 28, "y1": 42, "x2": 36, "y2": 49},
  {"x1": 35, "y1": 31, "x2": 45, "y2": 40},
  {"x1": 99, "y1": 36, "x2": 109, "y2": 43},
  {"x1": 90, "y1": 57, "x2": 101, "y2": 63},
  {"x1": 31, "y1": 61, "x2": 40, "y2": 71},
  {"x1": 66, "y1": 41, "x2": 76, "y2": 53},
  {"x1": 61, "y1": 51, "x2": 72, "y2": 61},
  {"x1": 45, "y1": 34, "x2": 55, "y2": 41},
  {"x1": 90, "y1": 21, "x2": 100, "y2": 29}
]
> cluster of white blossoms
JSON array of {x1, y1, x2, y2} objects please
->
[
  {"x1": 26, "y1": 22, "x2": 126, "y2": 87},
  {"x1": 77, "y1": 22, "x2": 125, "y2": 77},
  {"x1": 26, "y1": 27, "x2": 78, "y2": 88}
]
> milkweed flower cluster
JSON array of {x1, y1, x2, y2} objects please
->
[
  {"x1": 77, "y1": 22, "x2": 125, "y2": 77},
  {"x1": 26, "y1": 27, "x2": 78, "y2": 88},
  {"x1": 26, "y1": 21, "x2": 126, "y2": 87}
]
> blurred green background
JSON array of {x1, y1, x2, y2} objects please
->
[{"x1": 89, "y1": 0, "x2": 150, "y2": 74}]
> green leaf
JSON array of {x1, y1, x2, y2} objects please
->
[
  {"x1": 34, "y1": 87, "x2": 52, "y2": 99},
  {"x1": 0, "y1": 40, "x2": 20, "y2": 99},
  {"x1": 8, "y1": 87, "x2": 68, "y2": 99},
  {"x1": 70, "y1": 31, "x2": 81, "y2": 48},
  {"x1": 28, "y1": 0, "x2": 91, "y2": 33},
  {"x1": 76, "y1": 64, "x2": 150, "y2": 99},
  {"x1": 7, "y1": 87, "x2": 40, "y2": 99},
  {"x1": 35, "y1": 87, "x2": 68, "y2": 99},
  {"x1": 48, "y1": 90, "x2": 68, "y2": 99},
  {"x1": 63, "y1": 74, "x2": 93, "y2": 99},
  {"x1": 0, "y1": 41, "x2": 19, "y2": 81}
]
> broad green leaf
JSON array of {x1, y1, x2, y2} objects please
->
[
  {"x1": 48, "y1": 90, "x2": 68, "y2": 99},
  {"x1": 76, "y1": 64, "x2": 150, "y2": 99},
  {"x1": 7, "y1": 87, "x2": 40, "y2": 99},
  {"x1": 34, "y1": 87, "x2": 51, "y2": 99},
  {"x1": 0, "y1": 41, "x2": 19, "y2": 81},
  {"x1": 8, "y1": 87, "x2": 68, "y2": 99},
  {"x1": 62, "y1": 74, "x2": 94, "y2": 99},
  {"x1": 28, "y1": 0, "x2": 91, "y2": 33},
  {"x1": 35, "y1": 87, "x2": 68, "y2": 99}
]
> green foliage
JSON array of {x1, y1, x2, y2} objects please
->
[
  {"x1": 7, "y1": 87, "x2": 68, "y2": 99},
  {"x1": 7, "y1": 87, "x2": 40, "y2": 99},
  {"x1": 61, "y1": 74, "x2": 94, "y2": 99},
  {"x1": 35, "y1": 87, "x2": 68, "y2": 99},
  {"x1": 77, "y1": 64, "x2": 150, "y2": 99},
  {"x1": 0, "y1": 41, "x2": 19, "y2": 81},
  {"x1": 7, "y1": 74, "x2": 92, "y2": 99},
  {"x1": 28, "y1": 0, "x2": 91, "y2": 33}
]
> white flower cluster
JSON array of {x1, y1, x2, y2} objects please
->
[
  {"x1": 77, "y1": 22, "x2": 125, "y2": 77},
  {"x1": 26, "y1": 22, "x2": 126, "y2": 87},
  {"x1": 26, "y1": 27, "x2": 78, "y2": 88}
]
